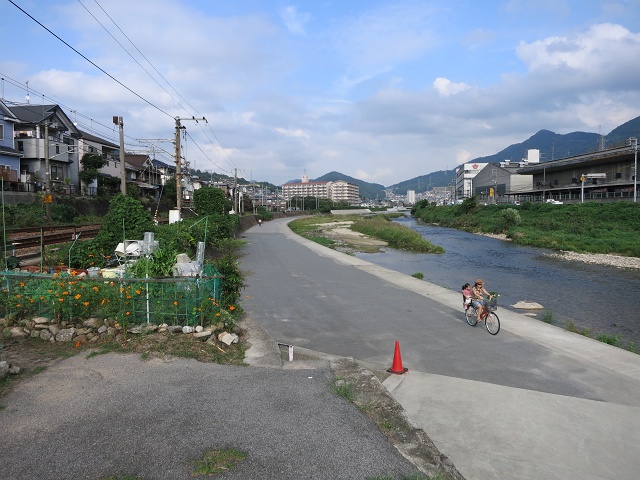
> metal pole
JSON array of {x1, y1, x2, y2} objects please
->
[
  {"x1": 175, "y1": 118, "x2": 182, "y2": 211},
  {"x1": 118, "y1": 117, "x2": 126, "y2": 195},
  {"x1": 632, "y1": 138, "x2": 638, "y2": 203},
  {"x1": 581, "y1": 175, "x2": 585, "y2": 203},
  {"x1": 44, "y1": 122, "x2": 51, "y2": 218}
]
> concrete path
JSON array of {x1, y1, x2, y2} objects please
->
[{"x1": 274, "y1": 217, "x2": 640, "y2": 480}]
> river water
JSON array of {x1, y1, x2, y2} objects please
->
[{"x1": 354, "y1": 216, "x2": 640, "y2": 348}]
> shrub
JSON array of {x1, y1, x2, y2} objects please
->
[{"x1": 501, "y1": 208, "x2": 522, "y2": 230}]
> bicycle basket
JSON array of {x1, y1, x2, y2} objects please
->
[{"x1": 485, "y1": 297, "x2": 498, "y2": 311}]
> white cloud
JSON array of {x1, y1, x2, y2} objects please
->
[
  {"x1": 433, "y1": 77, "x2": 471, "y2": 96},
  {"x1": 279, "y1": 5, "x2": 311, "y2": 35}
]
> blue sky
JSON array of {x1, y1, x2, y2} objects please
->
[{"x1": 2, "y1": 0, "x2": 640, "y2": 187}]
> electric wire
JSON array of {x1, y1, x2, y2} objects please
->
[
  {"x1": 8, "y1": 0, "x2": 174, "y2": 120},
  {"x1": 76, "y1": 0, "x2": 191, "y2": 117}
]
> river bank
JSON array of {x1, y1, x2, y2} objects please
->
[{"x1": 480, "y1": 233, "x2": 640, "y2": 270}]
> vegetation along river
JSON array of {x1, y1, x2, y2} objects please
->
[{"x1": 354, "y1": 216, "x2": 640, "y2": 351}]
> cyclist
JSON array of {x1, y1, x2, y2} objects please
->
[{"x1": 471, "y1": 278, "x2": 490, "y2": 323}]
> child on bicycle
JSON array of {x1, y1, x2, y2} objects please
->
[
  {"x1": 471, "y1": 278, "x2": 490, "y2": 322},
  {"x1": 462, "y1": 283, "x2": 472, "y2": 310}
]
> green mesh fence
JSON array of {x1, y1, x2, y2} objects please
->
[{"x1": 1, "y1": 270, "x2": 224, "y2": 327}]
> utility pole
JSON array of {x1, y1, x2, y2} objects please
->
[
  {"x1": 630, "y1": 137, "x2": 638, "y2": 203},
  {"x1": 233, "y1": 168, "x2": 238, "y2": 213},
  {"x1": 44, "y1": 122, "x2": 51, "y2": 218},
  {"x1": 174, "y1": 116, "x2": 206, "y2": 212},
  {"x1": 113, "y1": 116, "x2": 126, "y2": 195}
]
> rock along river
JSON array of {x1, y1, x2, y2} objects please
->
[{"x1": 353, "y1": 216, "x2": 640, "y2": 349}]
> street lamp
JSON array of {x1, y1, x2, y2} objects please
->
[
  {"x1": 629, "y1": 137, "x2": 638, "y2": 203},
  {"x1": 580, "y1": 173, "x2": 606, "y2": 203}
]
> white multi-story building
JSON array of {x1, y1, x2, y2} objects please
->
[
  {"x1": 282, "y1": 175, "x2": 360, "y2": 205},
  {"x1": 406, "y1": 190, "x2": 415, "y2": 204},
  {"x1": 455, "y1": 162, "x2": 488, "y2": 199}
]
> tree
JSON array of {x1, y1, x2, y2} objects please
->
[
  {"x1": 193, "y1": 187, "x2": 232, "y2": 216},
  {"x1": 79, "y1": 153, "x2": 107, "y2": 194}
]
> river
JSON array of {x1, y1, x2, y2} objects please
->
[{"x1": 354, "y1": 216, "x2": 640, "y2": 349}]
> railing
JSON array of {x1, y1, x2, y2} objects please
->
[{"x1": 0, "y1": 271, "x2": 223, "y2": 327}]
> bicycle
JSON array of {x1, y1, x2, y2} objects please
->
[{"x1": 465, "y1": 296, "x2": 500, "y2": 335}]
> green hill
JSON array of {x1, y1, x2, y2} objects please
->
[{"x1": 391, "y1": 115, "x2": 640, "y2": 192}]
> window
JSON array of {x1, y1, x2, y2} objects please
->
[
  {"x1": 50, "y1": 165, "x2": 64, "y2": 181},
  {"x1": 616, "y1": 172, "x2": 621, "y2": 179},
  {"x1": 0, "y1": 124, "x2": 4, "y2": 140},
  {"x1": 55, "y1": 144, "x2": 60, "y2": 154},
  {"x1": 17, "y1": 141, "x2": 24, "y2": 152}
]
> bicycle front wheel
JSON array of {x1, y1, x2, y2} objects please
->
[
  {"x1": 485, "y1": 312, "x2": 500, "y2": 335},
  {"x1": 465, "y1": 306, "x2": 478, "y2": 326}
]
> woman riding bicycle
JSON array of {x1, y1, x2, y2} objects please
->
[{"x1": 471, "y1": 278, "x2": 490, "y2": 323}]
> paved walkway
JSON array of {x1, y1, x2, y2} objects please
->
[{"x1": 282, "y1": 218, "x2": 640, "y2": 480}]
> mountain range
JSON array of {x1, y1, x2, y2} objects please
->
[{"x1": 307, "y1": 115, "x2": 640, "y2": 199}]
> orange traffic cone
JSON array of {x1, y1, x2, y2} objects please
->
[{"x1": 387, "y1": 340, "x2": 408, "y2": 375}]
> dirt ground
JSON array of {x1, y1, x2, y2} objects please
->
[
  {"x1": 0, "y1": 332, "x2": 245, "y2": 398},
  {"x1": 303, "y1": 220, "x2": 388, "y2": 254}
]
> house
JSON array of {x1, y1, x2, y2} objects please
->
[
  {"x1": 0, "y1": 100, "x2": 22, "y2": 189},
  {"x1": 77, "y1": 130, "x2": 121, "y2": 195},
  {"x1": 8, "y1": 104, "x2": 81, "y2": 194},
  {"x1": 124, "y1": 154, "x2": 160, "y2": 196}
]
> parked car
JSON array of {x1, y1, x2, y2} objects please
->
[{"x1": 546, "y1": 199, "x2": 563, "y2": 204}]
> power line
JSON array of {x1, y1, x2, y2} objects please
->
[
  {"x1": 76, "y1": 0, "x2": 191, "y2": 116},
  {"x1": 8, "y1": 0, "x2": 174, "y2": 119}
]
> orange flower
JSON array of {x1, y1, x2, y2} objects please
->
[
  {"x1": 125, "y1": 312, "x2": 130, "y2": 315},
  {"x1": 93, "y1": 286, "x2": 99, "y2": 292},
  {"x1": 229, "y1": 305, "x2": 236, "y2": 311},
  {"x1": 216, "y1": 313, "x2": 221, "y2": 317},
  {"x1": 75, "y1": 294, "x2": 81, "y2": 300},
  {"x1": 109, "y1": 282, "x2": 115, "y2": 287},
  {"x1": 75, "y1": 341, "x2": 81, "y2": 347},
  {"x1": 15, "y1": 294, "x2": 21, "y2": 298},
  {"x1": 20, "y1": 282, "x2": 25, "y2": 287},
  {"x1": 173, "y1": 301, "x2": 178, "y2": 306},
  {"x1": 30, "y1": 298, "x2": 34, "y2": 303},
  {"x1": 100, "y1": 299, "x2": 106, "y2": 305},
  {"x1": 59, "y1": 298, "x2": 64, "y2": 302},
  {"x1": 136, "y1": 290, "x2": 141, "y2": 295},
  {"x1": 83, "y1": 301, "x2": 89, "y2": 306},
  {"x1": 63, "y1": 291, "x2": 69, "y2": 296},
  {"x1": 16, "y1": 303, "x2": 21, "y2": 307}
]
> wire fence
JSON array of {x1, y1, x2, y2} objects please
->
[{"x1": 1, "y1": 270, "x2": 225, "y2": 327}]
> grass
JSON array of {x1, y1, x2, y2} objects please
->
[
  {"x1": 351, "y1": 217, "x2": 444, "y2": 253},
  {"x1": 541, "y1": 310, "x2": 554, "y2": 324},
  {"x1": 192, "y1": 448, "x2": 247, "y2": 476},
  {"x1": 333, "y1": 379, "x2": 355, "y2": 402},
  {"x1": 366, "y1": 474, "x2": 443, "y2": 480},
  {"x1": 564, "y1": 320, "x2": 639, "y2": 353},
  {"x1": 411, "y1": 272, "x2": 424, "y2": 280},
  {"x1": 413, "y1": 201, "x2": 640, "y2": 256}
]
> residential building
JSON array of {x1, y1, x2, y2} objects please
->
[
  {"x1": 0, "y1": 100, "x2": 21, "y2": 188},
  {"x1": 8, "y1": 104, "x2": 81, "y2": 194},
  {"x1": 77, "y1": 130, "x2": 120, "y2": 195},
  {"x1": 282, "y1": 175, "x2": 360, "y2": 205},
  {"x1": 406, "y1": 190, "x2": 416, "y2": 204},
  {"x1": 124, "y1": 154, "x2": 160, "y2": 196}
]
